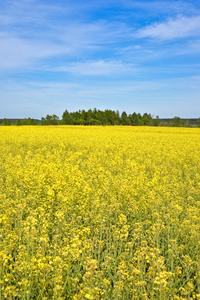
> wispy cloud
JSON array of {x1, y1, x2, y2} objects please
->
[
  {"x1": 53, "y1": 60, "x2": 137, "y2": 76},
  {"x1": 136, "y1": 15, "x2": 200, "y2": 40},
  {"x1": 0, "y1": 33, "x2": 70, "y2": 70},
  {"x1": 0, "y1": 17, "x2": 133, "y2": 72},
  {"x1": 1, "y1": 0, "x2": 200, "y2": 118}
]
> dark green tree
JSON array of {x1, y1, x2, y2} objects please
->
[
  {"x1": 16, "y1": 119, "x2": 22, "y2": 126},
  {"x1": 142, "y1": 113, "x2": 153, "y2": 125},
  {"x1": 2, "y1": 118, "x2": 11, "y2": 126},
  {"x1": 81, "y1": 110, "x2": 87, "y2": 124},
  {"x1": 21, "y1": 118, "x2": 38, "y2": 125},
  {"x1": 121, "y1": 111, "x2": 128, "y2": 125},
  {"x1": 129, "y1": 112, "x2": 139, "y2": 126},
  {"x1": 173, "y1": 116, "x2": 181, "y2": 127},
  {"x1": 114, "y1": 110, "x2": 120, "y2": 125},
  {"x1": 41, "y1": 117, "x2": 47, "y2": 125},
  {"x1": 87, "y1": 109, "x2": 93, "y2": 125},
  {"x1": 60, "y1": 108, "x2": 157, "y2": 127},
  {"x1": 41, "y1": 114, "x2": 59, "y2": 125},
  {"x1": 62, "y1": 110, "x2": 73, "y2": 125}
]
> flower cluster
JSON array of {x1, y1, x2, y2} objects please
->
[{"x1": 0, "y1": 126, "x2": 200, "y2": 299}]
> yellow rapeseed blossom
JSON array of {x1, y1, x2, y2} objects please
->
[{"x1": 0, "y1": 125, "x2": 200, "y2": 299}]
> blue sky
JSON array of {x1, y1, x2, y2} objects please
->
[{"x1": 1, "y1": 0, "x2": 200, "y2": 119}]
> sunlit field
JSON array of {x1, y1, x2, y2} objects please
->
[{"x1": 0, "y1": 126, "x2": 200, "y2": 299}]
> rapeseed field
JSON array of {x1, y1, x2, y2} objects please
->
[{"x1": 0, "y1": 126, "x2": 200, "y2": 299}]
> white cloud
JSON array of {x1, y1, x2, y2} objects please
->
[
  {"x1": 0, "y1": 32, "x2": 72, "y2": 70},
  {"x1": 136, "y1": 15, "x2": 200, "y2": 40},
  {"x1": 53, "y1": 60, "x2": 137, "y2": 76},
  {"x1": 0, "y1": 16, "x2": 133, "y2": 72}
]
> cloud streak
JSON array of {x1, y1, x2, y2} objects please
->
[
  {"x1": 52, "y1": 60, "x2": 137, "y2": 76},
  {"x1": 0, "y1": 33, "x2": 70, "y2": 71},
  {"x1": 1, "y1": 0, "x2": 200, "y2": 118},
  {"x1": 136, "y1": 15, "x2": 200, "y2": 40}
]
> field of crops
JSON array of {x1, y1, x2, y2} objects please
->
[{"x1": 0, "y1": 126, "x2": 200, "y2": 299}]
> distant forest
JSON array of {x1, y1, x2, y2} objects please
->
[{"x1": 1, "y1": 108, "x2": 200, "y2": 127}]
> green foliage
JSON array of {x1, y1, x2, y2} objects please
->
[
  {"x1": 142, "y1": 113, "x2": 153, "y2": 125},
  {"x1": 121, "y1": 111, "x2": 128, "y2": 125},
  {"x1": 41, "y1": 114, "x2": 60, "y2": 125},
  {"x1": 59, "y1": 109, "x2": 155, "y2": 126},
  {"x1": 1, "y1": 111, "x2": 199, "y2": 128},
  {"x1": 55, "y1": 110, "x2": 199, "y2": 127},
  {"x1": 21, "y1": 118, "x2": 38, "y2": 125},
  {"x1": 173, "y1": 116, "x2": 181, "y2": 127},
  {"x1": 16, "y1": 119, "x2": 22, "y2": 126},
  {"x1": 154, "y1": 116, "x2": 160, "y2": 126},
  {"x1": 1, "y1": 118, "x2": 38, "y2": 126},
  {"x1": 2, "y1": 118, "x2": 11, "y2": 126}
]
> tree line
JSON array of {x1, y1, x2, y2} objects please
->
[
  {"x1": 42, "y1": 109, "x2": 157, "y2": 126},
  {"x1": 0, "y1": 117, "x2": 38, "y2": 126},
  {"x1": 1, "y1": 108, "x2": 200, "y2": 127}
]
